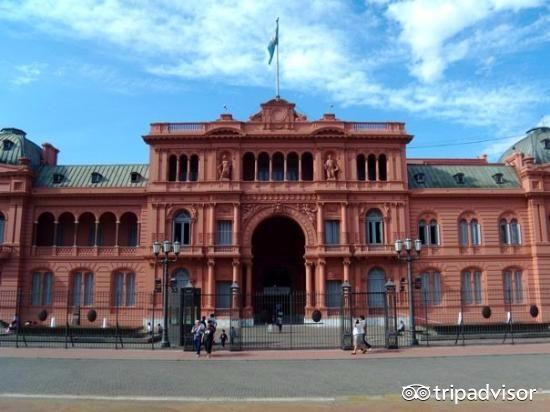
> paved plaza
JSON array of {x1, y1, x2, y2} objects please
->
[{"x1": 1, "y1": 344, "x2": 550, "y2": 410}]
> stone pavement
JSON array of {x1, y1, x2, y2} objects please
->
[{"x1": 2, "y1": 341, "x2": 550, "y2": 360}]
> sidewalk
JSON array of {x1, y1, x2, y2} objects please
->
[{"x1": 2, "y1": 342, "x2": 550, "y2": 361}]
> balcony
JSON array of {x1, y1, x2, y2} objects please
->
[
  {"x1": 31, "y1": 246, "x2": 145, "y2": 258},
  {"x1": 0, "y1": 245, "x2": 14, "y2": 259},
  {"x1": 353, "y1": 244, "x2": 395, "y2": 257},
  {"x1": 320, "y1": 244, "x2": 351, "y2": 256},
  {"x1": 209, "y1": 245, "x2": 240, "y2": 256}
]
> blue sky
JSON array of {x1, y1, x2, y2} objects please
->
[{"x1": 0, "y1": 0, "x2": 548, "y2": 165}]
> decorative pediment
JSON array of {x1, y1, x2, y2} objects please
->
[
  {"x1": 249, "y1": 98, "x2": 307, "y2": 130},
  {"x1": 205, "y1": 127, "x2": 242, "y2": 136}
]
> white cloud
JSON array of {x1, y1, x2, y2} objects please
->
[
  {"x1": 11, "y1": 63, "x2": 44, "y2": 86},
  {"x1": 0, "y1": 0, "x2": 547, "y2": 133},
  {"x1": 386, "y1": 0, "x2": 546, "y2": 82}
]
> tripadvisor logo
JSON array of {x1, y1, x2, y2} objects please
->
[{"x1": 402, "y1": 384, "x2": 536, "y2": 404}]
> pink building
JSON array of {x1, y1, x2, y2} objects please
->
[{"x1": 1, "y1": 98, "x2": 549, "y2": 336}]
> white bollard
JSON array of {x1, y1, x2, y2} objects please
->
[
  {"x1": 102, "y1": 318, "x2": 107, "y2": 329},
  {"x1": 50, "y1": 317, "x2": 56, "y2": 328}
]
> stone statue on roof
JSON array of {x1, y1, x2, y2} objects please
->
[{"x1": 218, "y1": 154, "x2": 232, "y2": 181}]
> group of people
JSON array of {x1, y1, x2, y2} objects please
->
[
  {"x1": 190, "y1": 313, "x2": 228, "y2": 358},
  {"x1": 352, "y1": 315, "x2": 373, "y2": 355}
]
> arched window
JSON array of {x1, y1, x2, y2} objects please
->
[
  {"x1": 503, "y1": 269, "x2": 523, "y2": 304},
  {"x1": 242, "y1": 152, "x2": 255, "y2": 181},
  {"x1": 112, "y1": 271, "x2": 136, "y2": 307},
  {"x1": 168, "y1": 155, "x2": 177, "y2": 181},
  {"x1": 499, "y1": 218, "x2": 521, "y2": 245},
  {"x1": 458, "y1": 219, "x2": 469, "y2": 246},
  {"x1": 420, "y1": 271, "x2": 442, "y2": 305},
  {"x1": 36, "y1": 212, "x2": 55, "y2": 246},
  {"x1": 301, "y1": 152, "x2": 313, "y2": 181},
  {"x1": 258, "y1": 152, "x2": 269, "y2": 181},
  {"x1": 287, "y1": 152, "x2": 299, "y2": 181},
  {"x1": 418, "y1": 220, "x2": 427, "y2": 245},
  {"x1": 272, "y1": 152, "x2": 284, "y2": 181},
  {"x1": 461, "y1": 270, "x2": 482, "y2": 304},
  {"x1": 172, "y1": 268, "x2": 190, "y2": 289},
  {"x1": 179, "y1": 154, "x2": 188, "y2": 181},
  {"x1": 429, "y1": 219, "x2": 439, "y2": 245},
  {"x1": 76, "y1": 212, "x2": 96, "y2": 246},
  {"x1": 366, "y1": 209, "x2": 383, "y2": 244},
  {"x1": 367, "y1": 154, "x2": 376, "y2": 181},
  {"x1": 173, "y1": 211, "x2": 192, "y2": 245},
  {"x1": 0, "y1": 212, "x2": 4, "y2": 244},
  {"x1": 71, "y1": 271, "x2": 94, "y2": 306},
  {"x1": 378, "y1": 154, "x2": 387, "y2": 181},
  {"x1": 367, "y1": 268, "x2": 385, "y2": 308},
  {"x1": 356, "y1": 154, "x2": 366, "y2": 181},
  {"x1": 510, "y1": 218, "x2": 521, "y2": 245},
  {"x1": 470, "y1": 219, "x2": 481, "y2": 246},
  {"x1": 98, "y1": 212, "x2": 116, "y2": 246},
  {"x1": 189, "y1": 154, "x2": 199, "y2": 181},
  {"x1": 56, "y1": 212, "x2": 75, "y2": 246},
  {"x1": 31, "y1": 271, "x2": 54, "y2": 306},
  {"x1": 119, "y1": 212, "x2": 138, "y2": 247}
]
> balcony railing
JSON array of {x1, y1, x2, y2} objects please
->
[
  {"x1": 353, "y1": 244, "x2": 394, "y2": 255},
  {"x1": 31, "y1": 246, "x2": 143, "y2": 257}
]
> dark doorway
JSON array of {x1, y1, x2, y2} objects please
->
[{"x1": 252, "y1": 216, "x2": 306, "y2": 321}]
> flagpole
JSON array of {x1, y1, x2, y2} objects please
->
[{"x1": 276, "y1": 17, "x2": 280, "y2": 99}]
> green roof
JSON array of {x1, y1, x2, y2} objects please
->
[
  {"x1": 35, "y1": 164, "x2": 149, "y2": 188},
  {"x1": 499, "y1": 127, "x2": 550, "y2": 164},
  {"x1": 0, "y1": 128, "x2": 43, "y2": 168},
  {"x1": 408, "y1": 164, "x2": 520, "y2": 189}
]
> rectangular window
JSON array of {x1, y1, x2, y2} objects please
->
[
  {"x1": 31, "y1": 272, "x2": 53, "y2": 306},
  {"x1": 72, "y1": 272, "x2": 82, "y2": 306},
  {"x1": 324, "y1": 220, "x2": 340, "y2": 245},
  {"x1": 326, "y1": 280, "x2": 342, "y2": 308},
  {"x1": 461, "y1": 271, "x2": 472, "y2": 304},
  {"x1": 514, "y1": 271, "x2": 523, "y2": 303},
  {"x1": 503, "y1": 270, "x2": 523, "y2": 304},
  {"x1": 216, "y1": 220, "x2": 233, "y2": 245},
  {"x1": 216, "y1": 281, "x2": 232, "y2": 309},
  {"x1": 473, "y1": 271, "x2": 482, "y2": 304},
  {"x1": 84, "y1": 272, "x2": 94, "y2": 306},
  {"x1": 128, "y1": 224, "x2": 138, "y2": 247},
  {"x1": 125, "y1": 273, "x2": 135, "y2": 306},
  {"x1": 114, "y1": 272, "x2": 124, "y2": 306},
  {"x1": 421, "y1": 272, "x2": 441, "y2": 305}
]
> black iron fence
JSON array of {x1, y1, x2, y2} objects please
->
[{"x1": 1, "y1": 287, "x2": 550, "y2": 350}]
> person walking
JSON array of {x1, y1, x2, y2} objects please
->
[
  {"x1": 191, "y1": 320, "x2": 205, "y2": 357},
  {"x1": 220, "y1": 329, "x2": 228, "y2": 348},
  {"x1": 203, "y1": 320, "x2": 216, "y2": 358},
  {"x1": 360, "y1": 315, "x2": 372, "y2": 351},
  {"x1": 352, "y1": 318, "x2": 366, "y2": 355}
]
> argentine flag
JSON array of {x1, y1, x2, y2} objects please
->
[{"x1": 267, "y1": 18, "x2": 279, "y2": 65}]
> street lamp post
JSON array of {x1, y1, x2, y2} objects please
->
[
  {"x1": 394, "y1": 238, "x2": 422, "y2": 346},
  {"x1": 153, "y1": 240, "x2": 180, "y2": 348}
]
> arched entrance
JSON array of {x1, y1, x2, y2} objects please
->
[{"x1": 251, "y1": 216, "x2": 306, "y2": 321}]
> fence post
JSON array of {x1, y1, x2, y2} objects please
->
[
  {"x1": 229, "y1": 282, "x2": 242, "y2": 352},
  {"x1": 15, "y1": 289, "x2": 22, "y2": 348},
  {"x1": 384, "y1": 280, "x2": 398, "y2": 349},
  {"x1": 340, "y1": 280, "x2": 353, "y2": 350}
]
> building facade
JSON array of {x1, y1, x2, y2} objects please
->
[{"x1": 1, "y1": 98, "x2": 550, "y2": 325}]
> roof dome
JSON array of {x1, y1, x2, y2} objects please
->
[
  {"x1": 499, "y1": 127, "x2": 550, "y2": 164},
  {"x1": 0, "y1": 127, "x2": 43, "y2": 167}
]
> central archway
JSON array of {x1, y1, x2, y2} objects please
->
[{"x1": 251, "y1": 216, "x2": 306, "y2": 320}]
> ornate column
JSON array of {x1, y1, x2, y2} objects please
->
[
  {"x1": 316, "y1": 259, "x2": 326, "y2": 308},
  {"x1": 375, "y1": 156, "x2": 379, "y2": 181},
  {"x1": 208, "y1": 203, "x2": 216, "y2": 245},
  {"x1": 340, "y1": 202, "x2": 348, "y2": 245},
  {"x1": 136, "y1": 220, "x2": 141, "y2": 246},
  {"x1": 317, "y1": 202, "x2": 324, "y2": 246},
  {"x1": 298, "y1": 155, "x2": 302, "y2": 181},
  {"x1": 186, "y1": 156, "x2": 190, "y2": 182},
  {"x1": 233, "y1": 203, "x2": 240, "y2": 246},
  {"x1": 176, "y1": 156, "x2": 180, "y2": 181},
  {"x1": 53, "y1": 221, "x2": 59, "y2": 247},
  {"x1": 32, "y1": 221, "x2": 38, "y2": 246},
  {"x1": 232, "y1": 259, "x2": 240, "y2": 284},
  {"x1": 245, "y1": 260, "x2": 253, "y2": 310},
  {"x1": 305, "y1": 260, "x2": 314, "y2": 308},
  {"x1": 73, "y1": 220, "x2": 78, "y2": 246},
  {"x1": 283, "y1": 155, "x2": 287, "y2": 181},
  {"x1": 94, "y1": 220, "x2": 100, "y2": 247},
  {"x1": 268, "y1": 155, "x2": 273, "y2": 181},
  {"x1": 115, "y1": 220, "x2": 120, "y2": 247},
  {"x1": 254, "y1": 157, "x2": 258, "y2": 181},
  {"x1": 207, "y1": 259, "x2": 215, "y2": 309},
  {"x1": 343, "y1": 258, "x2": 351, "y2": 283}
]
